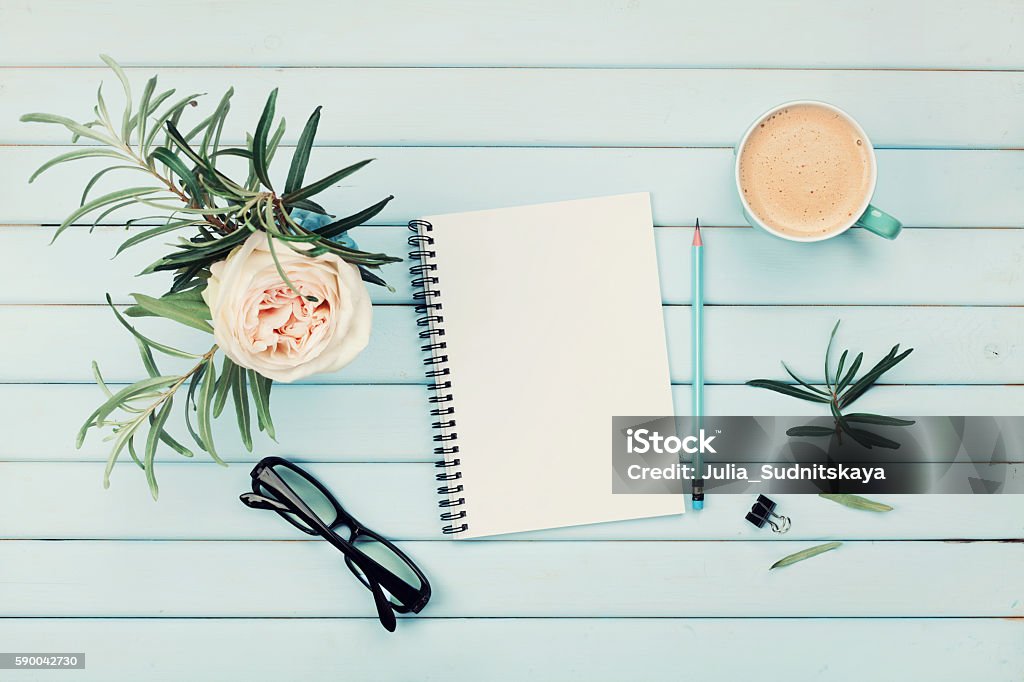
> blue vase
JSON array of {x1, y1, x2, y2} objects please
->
[{"x1": 290, "y1": 207, "x2": 360, "y2": 251}]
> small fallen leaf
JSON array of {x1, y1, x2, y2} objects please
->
[
  {"x1": 770, "y1": 541, "x2": 842, "y2": 570},
  {"x1": 819, "y1": 493, "x2": 893, "y2": 512}
]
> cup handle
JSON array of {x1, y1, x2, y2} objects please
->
[{"x1": 855, "y1": 204, "x2": 902, "y2": 239}]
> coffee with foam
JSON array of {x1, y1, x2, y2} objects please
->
[{"x1": 738, "y1": 103, "x2": 873, "y2": 238}]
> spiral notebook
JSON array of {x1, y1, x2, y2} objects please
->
[{"x1": 408, "y1": 193, "x2": 680, "y2": 539}]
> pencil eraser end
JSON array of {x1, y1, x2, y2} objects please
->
[{"x1": 692, "y1": 499, "x2": 704, "y2": 511}]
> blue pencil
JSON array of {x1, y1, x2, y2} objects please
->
[{"x1": 691, "y1": 219, "x2": 705, "y2": 510}]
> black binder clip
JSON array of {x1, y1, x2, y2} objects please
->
[{"x1": 745, "y1": 494, "x2": 791, "y2": 534}]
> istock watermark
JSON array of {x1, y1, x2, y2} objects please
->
[
  {"x1": 612, "y1": 416, "x2": 1024, "y2": 495},
  {"x1": 625, "y1": 427, "x2": 718, "y2": 455}
]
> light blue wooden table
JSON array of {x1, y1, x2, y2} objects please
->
[{"x1": 0, "y1": 2, "x2": 1022, "y2": 680}]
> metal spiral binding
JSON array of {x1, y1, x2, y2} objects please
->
[{"x1": 409, "y1": 219, "x2": 468, "y2": 535}]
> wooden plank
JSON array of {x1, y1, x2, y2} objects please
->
[
  {"x1": 4, "y1": 147, "x2": 1022, "y2": 228},
  {"x1": 0, "y1": 540, "x2": 1019, "y2": 616},
  {"x1": 2, "y1": 384, "x2": 1019, "y2": 462},
  {"x1": 4, "y1": 225, "x2": 1023, "y2": 306},
  {"x1": 2, "y1": 304, "x2": 1020, "y2": 384},
  {"x1": 0, "y1": 618, "x2": 1019, "y2": 682},
  {"x1": 1, "y1": 462, "x2": 1020, "y2": 540},
  {"x1": 0, "y1": 0, "x2": 1019, "y2": 69},
  {"x1": 8, "y1": 67, "x2": 1024, "y2": 148}
]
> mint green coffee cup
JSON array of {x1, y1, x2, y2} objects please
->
[{"x1": 735, "y1": 100, "x2": 902, "y2": 242}]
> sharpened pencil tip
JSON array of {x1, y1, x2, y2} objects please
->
[{"x1": 692, "y1": 218, "x2": 702, "y2": 246}]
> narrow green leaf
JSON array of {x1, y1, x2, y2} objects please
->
[
  {"x1": 164, "y1": 121, "x2": 210, "y2": 168},
  {"x1": 162, "y1": 124, "x2": 247, "y2": 200},
  {"x1": 99, "y1": 54, "x2": 133, "y2": 141},
  {"x1": 770, "y1": 542, "x2": 842, "y2": 570},
  {"x1": 150, "y1": 146, "x2": 203, "y2": 204},
  {"x1": 265, "y1": 117, "x2": 287, "y2": 167},
  {"x1": 282, "y1": 158, "x2": 372, "y2": 204},
  {"x1": 835, "y1": 350, "x2": 848, "y2": 388},
  {"x1": 105, "y1": 421, "x2": 142, "y2": 487},
  {"x1": 844, "y1": 413, "x2": 915, "y2": 427},
  {"x1": 135, "y1": 199, "x2": 242, "y2": 217},
  {"x1": 839, "y1": 348, "x2": 913, "y2": 408},
  {"x1": 196, "y1": 359, "x2": 225, "y2": 465},
  {"x1": 91, "y1": 361, "x2": 113, "y2": 398},
  {"x1": 52, "y1": 186, "x2": 163, "y2": 243},
  {"x1": 245, "y1": 132, "x2": 258, "y2": 190},
  {"x1": 311, "y1": 195, "x2": 394, "y2": 239},
  {"x1": 836, "y1": 352, "x2": 863, "y2": 394},
  {"x1": 359, "y1": 265, "x2": 389, "y2": 289},
  {"x1": 28, "y1": 148, "x2": 131, "y2": 183},
  {"x1": 170, "y1": 264, "x2": 209, "y2": 294},
  {"x1": 248, "y1": 369, "x2": 276, "y2": 440},
  {"x1": 78, "y1": 375, "x2": 178, "y2": 448},
  {"x1": 213, "y1": 356, "x2": 235, "y2": 418},
  {"x1": 157, "y1": 427, "x2": 194, "y2": 459},
  {"x1": 144, "y1": 396, "x2": 174, "y2": 500},
  {"x1": 780, "y1": 362, "x2": 828, "y2": 396},
  {"x1": 95, "y1": 82, "x2": 113, "y2": 128},
  {"x1": 265, "y1": 231, "x2": 311, "y2": 302},
  {"x1": 210, "y1": 147, "x2": 253, "y2": 160},
  {"x1": 232, "y1": 368, "x2": 252, "y2": 452},
  {"x1": 294, "y1": 236, "x2": 401, "y2": 266},
  {"x1": 134, "y1": 75, "x2": 158, "y2": 150},
  {"x1": 184, "y1": 361, "x2": 208, "y2": 452},
  {"x1": 141, "y1": 227, "x2": 250, "y2": 273},
  {"x1": 124, "y1": 296, "x2": 211, "y2": 320},
  {"x1": 286, "y1": 106, "x2": 321, "y2": 194},
  {"x1": 71, "y1": 120, "x2": 105, "y2": 144},
  {"x1": 106, "y1": 294, "x2": 202, "y2": 358},
  {"x1": 135, "y1": 337, "x2": 160, "y2": 378},
  {"x1": 20, "y1": 112, "x2": 120, "y2": 146},
  {"x1": 130, "y1": 292, "x2": 213, "y2": 333},
  {"x1": 818, "y1": 493, "x2": 893, "y2": 512},
  {"x1": 786, "y1": 425, "x2": 836, "y2": 438},
  {"x1": 127, "y1": 434, "x2": 144, "y2": 469},
  {"x1": 81, "y1": 165, "x2": 149, "y2": 206},
  {"x1": 144, "y1": 92, "x2": 203, "y2": 154},
  {"x1": 143, "y1": 87, "x2": 177, "y2": 123},
  {"x1": 204, "y1": 87, "x2": 234, "y2": 159},
  {"x1": 115, "y1": 220, "x2": 201, "y2": 256},
  {"x1": 89, "y1": 378, "x2": 176, "y2": 424},
  {"x1": 824, "y1": 319, "x2": 841, "y2": 390},
  {"x1": 745, "y1": 379, "x2": 831, "y2": 404},
  {"x1": 252, "y1": 88, "x2": 278, "y2": 190},
  {"x1": 289, "y1": 198, "x2": 328, "y2": 215},
  {"x1": 849, "y1": 427, "x2": 901, "y2": 449},
  {"x1": 91, "y1": 199, "x2": 138, "y2": 229},
  {"x1": 161, "y1": 286, "x2": 208, "y2": 302}
]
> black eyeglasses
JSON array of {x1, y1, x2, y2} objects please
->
[{"x1": 240, "y1": 456, "x2": 431, "y2": 632}]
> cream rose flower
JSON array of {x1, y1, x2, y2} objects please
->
[{"x1": 203, "y1": 232, "x2": 372, "y2": 382}]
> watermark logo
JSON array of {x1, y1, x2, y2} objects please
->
[
  {"x1": 625, "y1": 427, "x2": 718, "y2": 455},
  {"x1": 612, "y1": 416, "x2": 1023, "y2": 495}
]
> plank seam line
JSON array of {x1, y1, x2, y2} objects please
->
[
  {"x1": 0, "y1": 614, "x2": 1015, "y2": 618},
  {"x1": 3, "y1": 65, "x2": 1024, "y2": 73},
  {"x1": 4, "y1": 143, "x2": 1023, "y2": 152},
  {"x1": 2, "y1": 538, "x2": 1020, "y2": 543}
]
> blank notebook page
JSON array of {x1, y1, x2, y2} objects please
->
[{"x1": 425, "y1": 192, "x2": 680, "y2": 538}]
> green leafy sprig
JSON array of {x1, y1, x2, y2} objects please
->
[
  {"x1": 22, "y1": 55, "x2": 400, "y2": 294},
  {"x1": 747, "y1": 320, "x2": 915, "y2": 449},
  {"x1": 23, "y1": 56, "x2": 401, "y2": 497}
]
